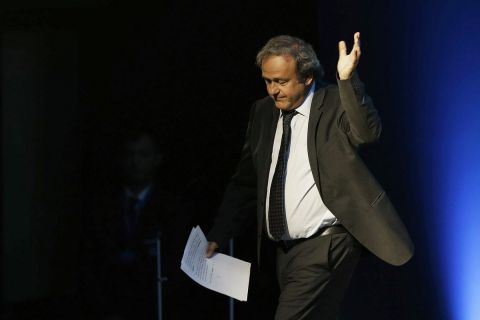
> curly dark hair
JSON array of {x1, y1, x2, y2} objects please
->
[{"x1": 256, "y1": 35, "x2": 324, "y2": 81}]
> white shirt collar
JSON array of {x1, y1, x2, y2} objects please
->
[
  {"x1": 125, "y1": 184, "x2": 152, "y2": 202},
  {"x1": 296, "y1": 81, "x2": 316, "y2": 117}
]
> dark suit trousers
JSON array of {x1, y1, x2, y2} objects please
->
[{"x1": 275, "y1": 230, "x2": 362, "y2": 320}]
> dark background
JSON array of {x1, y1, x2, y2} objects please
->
[{"x1": 1, "y1": 0, "x2": 449, "y2": 319}]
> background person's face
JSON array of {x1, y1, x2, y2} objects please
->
[
  {"x1": 121, "y1": 134, "x2": 161, "y2": 187},
  {"x1": 261, "y1": 55, "x2": 313, "y2": 111}
]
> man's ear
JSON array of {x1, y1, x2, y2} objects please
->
[{"x1": 304, "y1": 75, "x2": 314, "y2": 86}]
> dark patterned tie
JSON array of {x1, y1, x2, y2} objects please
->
[
  {"x1": 269, "y1": 110, "x2": 297, "y2": 240},
  {"x1": 126, "y1": 196, "x2": 140, "y2": 241}
]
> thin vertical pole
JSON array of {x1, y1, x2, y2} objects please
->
[{"x1": 156, "y1": 232, "x2": 163, "y2": 320}]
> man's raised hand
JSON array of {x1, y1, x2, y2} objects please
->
[{"x1": 337, "y1": 32, "x2": 361, "y2": 80}]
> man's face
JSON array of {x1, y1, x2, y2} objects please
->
[
  {"x1": 261, "y1": 55, "x2": 313, "y2": 111},
  {"x1": 120, "y1": 134, "x2": 162, "y2": 186}
]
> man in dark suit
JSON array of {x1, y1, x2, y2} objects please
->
[
  {"x1": 81, "y1": 129, "x2": 193, "y2": 320},
  {"x1": 205, "y1": 33, "x2": 414, "y2": 319}
]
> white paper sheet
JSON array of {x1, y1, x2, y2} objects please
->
[{"x1": 181, "y1": 226, "x2": 251, "y2": 301}]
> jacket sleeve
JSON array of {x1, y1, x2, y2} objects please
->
[
  {"x1": 336, "y1": 72, "x2": 382, "y2": 146},
  {"x1": 207, "y1": 103, "x2": 258, "y2": 249}
]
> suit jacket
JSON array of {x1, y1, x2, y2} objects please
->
[
  {"x1": 81, "y1": 184, "x2": 193, "y2": 318},
  {"x1": 208, "y1": 75, "x2": 414, "y2": 266}
]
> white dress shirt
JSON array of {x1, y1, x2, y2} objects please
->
[{"x1": 266, "y1": 83, "x2": 338, "y2": 240}]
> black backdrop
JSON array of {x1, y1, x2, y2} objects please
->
[{"x1": 1, "y1": 1, "x2": 445, "y2": 319}]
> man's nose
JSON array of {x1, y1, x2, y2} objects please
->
[{"x1": 267, "y1": 82, "x2": 279, "y2": 96}]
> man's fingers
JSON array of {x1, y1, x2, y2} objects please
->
[
  {"x1": 353, "y1": 32, "x2": 361, "y2": 56},
  {"x1": 206, "y1": 241, "x2": 219, "y2": 258},
  {"x1": 339, "y1": 33, "x2": 361, "y2": 59},
  {"x1": 338, "y1": 41, "x2": 347, "y2": 57},
  {"x1": 354, "y1": 32, "x2": 361, "y2": 47}
]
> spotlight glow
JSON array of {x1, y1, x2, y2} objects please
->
[{"x1": 414, "y1": 2, "x2": 480, "y2": 319}]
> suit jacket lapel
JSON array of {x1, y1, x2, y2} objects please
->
[
  {"x1": 259, "y1": 88, "x2": 326, "y2": 203},
  {"x1": 307, "y1": 87, "x2": 326, "y2": 192},
  {"x1": 259, "y1": 105, "x2": 279, "y2": 203}
]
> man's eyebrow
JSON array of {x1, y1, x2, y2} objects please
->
[{"x1": 262, "y1": 76, "x2": 288, "y2": 82}]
